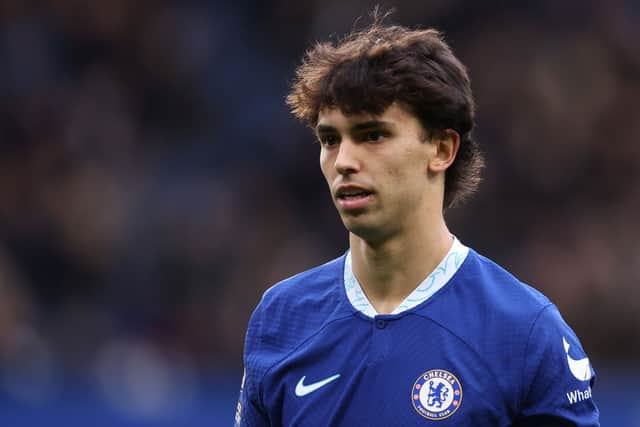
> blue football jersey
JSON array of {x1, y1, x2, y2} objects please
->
[{"x1": 235, "y1": 239, "x2": 599, "y2": 426}]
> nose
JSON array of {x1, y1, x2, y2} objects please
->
[{"x1": 334, "y1": 140, "x2": 360, "y2": 176}]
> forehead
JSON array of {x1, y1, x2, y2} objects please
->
[{"x1": 316, "y1": 103, "x2": 419, "y2": 130}]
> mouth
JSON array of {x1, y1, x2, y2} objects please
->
[
  {"x1": 337, "y1": 190, "x2": 372, "y2": 200},
  {"x1": 335, "y1": 186, "x2": 374, "y2": 211}
]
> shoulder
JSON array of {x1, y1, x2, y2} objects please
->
[
  {"x1": 244, "y1": 254, "x2": 353, "y2": 372},
  {"x1": 419, "y1": 248, "x2": 557, "y2": 374},
  {"x1": 460, "y1": 250, "x2": 598, "y2": 422},
  {"x1": 260, "y1": 255, "x2": 346, "y2": 309},
  {"x1": 426, "y1": 248, "x2": 599, "y2": 416},
  {"x1": 455, "y1": 248, "x2": 553, "y2": 321}
]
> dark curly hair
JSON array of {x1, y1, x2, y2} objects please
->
[{"x1": 287, "y1": 15, "x2": 484, "y2": 208}]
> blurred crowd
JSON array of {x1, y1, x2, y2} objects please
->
[{"x1": 1, "y1": 0, "x2": 639, "y2": 419}]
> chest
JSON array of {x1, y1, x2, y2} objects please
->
[{"x1": 262, "y1": 316, "x2": 519, "y2": 427}]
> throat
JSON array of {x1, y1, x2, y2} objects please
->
[
  {"x1": 359, "y1": 271, "x2": 421, "y2": 315},
  {"x1": 348, "y1": 227, "x2": 454, "y2": 315},
  {"x1": 370, "y1": 298, "x2": 406, "y2": 315}
]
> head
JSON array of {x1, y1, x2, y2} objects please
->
[
  {"x1": 287, "y1": 16, "x2": 484, "y2": 240},
  {"x1": 288, "y1": 16, "x2": 483, "y2": 202}
]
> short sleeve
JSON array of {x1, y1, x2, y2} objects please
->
[
  {"x1": 516, "y1": 304, "x2": 600, "y2": 426},
  {"x1": 234, "y1": 304, "x2": 270, "y2": 427}
]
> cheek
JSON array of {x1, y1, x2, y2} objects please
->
[
  {"x1": 319, "y1": 152, "x2": 333, "y2": 182},
  {"x1": 383, "y1": 156, "x2": 419, "y2": 183},
  {"x1": 384, "y1": 156, "x2": 428, "y2": 195}
]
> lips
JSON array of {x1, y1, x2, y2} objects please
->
[
  {"x1": 335, "y1": 185, "x2": 372, "y2": 198},
  {"x1": 337, "y1": 190, "x2": 372, "y2": 199},
  {"x1": 335, "y1": 185, "x2": 374, "y2": 210}
]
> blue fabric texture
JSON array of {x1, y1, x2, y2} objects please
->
[{"x1": 235, "y1": 249, "x2": 599, "y2": 426}]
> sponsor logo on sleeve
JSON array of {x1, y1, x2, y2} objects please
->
[
  {"x1": 235, "y1": 369, "x2": 246, "y2": 425},
  {"x1": 563, "y1": 337, "x2": 593, "y2": 381},
  {"x1": 566, "y1": 386, "x2": 593, "y2": 405},
  {"x1": 562, "y1": 337, "x2": 595, "y2": 405},
  {"x1": 235, "y1": 400, "x2": 243, "y2": 425}
]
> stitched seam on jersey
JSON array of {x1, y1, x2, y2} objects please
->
[
  {"x1": 252, "y1": 256, "x2": 350, "y2": 423},
  {"x1": 252, "y1": 304, "x2": 269, "y2": 419},
  {"x1": 410, "y1": 312, "x2": 511, "y2": 415},
  {"x1": 257, "y1": 312, "x2": 358, "y2": 406},
  {"x1": 517, "y1": 303, "x2": 555, "y2": 414}
]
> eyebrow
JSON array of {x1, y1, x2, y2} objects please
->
[{"x1": 315, "y1": 120, "x2": 394, "y2": 135}]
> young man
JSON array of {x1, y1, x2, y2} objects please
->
[{"x1": 235, "y1": 19, "x2": 599, "y2": 427}]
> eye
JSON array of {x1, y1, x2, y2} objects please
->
[
  {"x1": 318, "y1": 134, "x2": 340, "y2": 147},
  {"x1": 360, "y1": 130, "x2": 388, "y2": 143},
  {"x1": 366, "y1": 131, "x2": 383, "y2": 141}
]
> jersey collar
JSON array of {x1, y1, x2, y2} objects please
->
[{"x1": 343, "y1": 237, "x2": 469, "y2": 317}]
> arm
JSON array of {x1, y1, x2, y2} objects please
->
[
  {"x1": 515, "y1": 305, "x2": 599, "y2": 426},
  {"x1": 234, "y1": 304, "x2": 270, "y2": 427},
  {"x1": 234, "y1": 369, "x2": 269, "y2": 427}
]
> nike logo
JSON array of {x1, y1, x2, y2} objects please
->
[
  {"x1": 563, "y1": 337, "x2": 593, "y2": 381},
  {"x1": 294, "y1": 374, "x2": 341, "y2": 397}
]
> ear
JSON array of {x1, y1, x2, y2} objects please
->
[{"x1": 428, "y1": 129, "x2": 460, "y2": 173}]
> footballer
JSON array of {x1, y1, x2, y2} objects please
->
[{"x1": 234, "y1": 14, "x2": 599, "y2": 427}]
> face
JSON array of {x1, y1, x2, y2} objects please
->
[{"x1": 317, "y1": 103, "x2": 442, "y2": 243}]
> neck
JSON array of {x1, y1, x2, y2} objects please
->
[{"x1": 349, "y1": 217, "x2": 453, "y2": 315}]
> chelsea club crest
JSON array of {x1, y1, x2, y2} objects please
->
[{"x1": 411, "y1": 369, "x2": 462, "y2": 420}]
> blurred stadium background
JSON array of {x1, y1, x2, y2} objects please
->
[{"x1": 1, "y1": 0, "x2": 639, "y2": 425}]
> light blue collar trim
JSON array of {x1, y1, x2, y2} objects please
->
[{"x1": 343, "y1": 237, "x2": 469, "y2": 317}]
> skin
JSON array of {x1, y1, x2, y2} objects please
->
[{"x1": 317, "y1": 103, "x2": 460, "y2": 314}]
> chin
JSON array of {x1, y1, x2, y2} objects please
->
[{"x1": 342, "y1": 217, "x2": 386, "y2": 243}]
